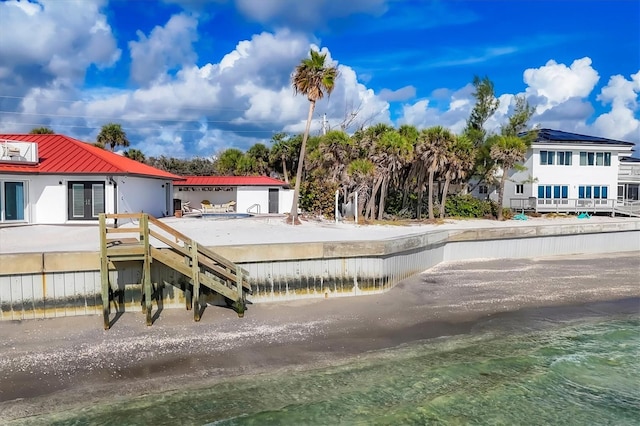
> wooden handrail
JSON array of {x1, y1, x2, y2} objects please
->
[{"x1": 104, "y1": 213, "x2": 142, "y2": 219}]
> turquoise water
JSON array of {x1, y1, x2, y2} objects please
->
[{"x1": 13, "y1": 313, "x2": 640, "y2": 425}]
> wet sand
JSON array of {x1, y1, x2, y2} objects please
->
[{"x1": 1, "y1": 252, "x2": 639, "y2": 421}]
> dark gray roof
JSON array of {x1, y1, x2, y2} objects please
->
[
  {"x1": 620, "y1": 156, "x2": 640, "y2": 163},
  {"x1": 521, "y1": 129, "x2": 635, "y2": 146}
]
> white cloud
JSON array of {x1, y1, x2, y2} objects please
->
[
  {"x1": 593, "y1": 71, "x2": 640, "y2": 142},
  {"x1": 0, "y1": 0, "x2": 120, "y2": 84},
  {"x1": 128, "y1": 14, "x2": 199, "y2": 86},
  {"x1": 378, "y1": 86, "x2": 416, "y2": 102},
  {"x1": 523, "y1": 57, "x2": 599, "y2": 113}
]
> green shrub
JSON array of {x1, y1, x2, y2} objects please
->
[{"x1": 444, "y1": 194, "x2": 496, "y2": 218}]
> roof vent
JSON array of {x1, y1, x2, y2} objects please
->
[{"x1": 0, "y1": 140, "x2": 39, "y2": 164}]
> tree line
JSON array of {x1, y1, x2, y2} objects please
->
[{"x1": 30, "y1": 51, "x2": 536, "y2": 222}]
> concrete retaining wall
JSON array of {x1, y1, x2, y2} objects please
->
[{"x1": 1, "y1": 222, "x2": 639, "y2": 321}]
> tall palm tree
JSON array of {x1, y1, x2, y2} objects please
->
[
  {"x1": 420, "y1": 126, "x2": 455, "y2": 220},
  {"x1": 490, "y1": 135, "x2": 528, "y2": 220},
  {"x1": 289, "y1": 49, "x2": 338, "y2": 224},
  {"x1": 97, "y1": 123, "x2": 130, "y2": 152},
  {"x1": 440, "y1": 135, "x2": 475, "y2": 218}
]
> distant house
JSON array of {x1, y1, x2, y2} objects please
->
[
  {"x1": 470, "y1": 129, "x2": 636, "y2": 214},
  {"x1": 174, "y1": 176, "x2": 292, "y2": 214},
  {"x1": 0, "y1": 134, "x2": 182, "y2": 224}
]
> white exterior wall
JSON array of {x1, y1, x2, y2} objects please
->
[
  {"x1": 237, "y1": 187, "x2": 269, "y2": 213},
  {"x1": 279, "y1": 188, "x2": 294, "y2": 214},
  {"x1": 115, "y1": 175, "x2": 172, "y2": 218},
  {"x1": 0, "y1": 174, "x2": 171, "y2": 224},
  {"x1": 505, "y1": 143, "x2": 632, "y2": 207}
]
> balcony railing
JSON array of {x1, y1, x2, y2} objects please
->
[{"x1": 510, "y1": 197, "x2": 616, "y2": 213}]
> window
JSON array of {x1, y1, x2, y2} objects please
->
[
  {"x1": 537, "y1": 185, "x2": 568, "y2": 199},
  {"x1": 515, "y1": 184, "x2": 524, "y2": 195},
  {"x1": 479, "y1": 185, "x2": 488, "y2": 195},
  {"x1": 540, "y1": 150, "x2": 572, "y2": 165},
  {"x1": 580, "y1": 151, "x2": 611, "y2": 166},
  {"x1": 578, "y1": 185, "x2": 608, "y2": 199}
]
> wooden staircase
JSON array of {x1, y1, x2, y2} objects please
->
[{"x1": 99, "y1": 213, "x2": 251, "y2": 329}]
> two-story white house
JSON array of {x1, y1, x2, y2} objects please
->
[{"x1": 501, "y1": 129, "x2": 635, "y2": 214}]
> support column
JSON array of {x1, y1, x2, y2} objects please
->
[
  {"x1": 191, "y1": 241, "x2": 201, "y2": 322},
  {"x1": 142, "y1": 214, "x2": 153, "y2": 326},
  {"x1": 99, "y1": 214, "x2": 110, "y2": 330}
]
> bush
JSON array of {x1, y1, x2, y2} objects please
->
[
  {"x1": 502, "y1": 207, "x2": 514, "y2": 220},
  {"x1": 444, "y1": 194, "x2": 496, "y2": 218},
  {"x1": 299, "y1": 179, "x2": 339, "y2": 219}
]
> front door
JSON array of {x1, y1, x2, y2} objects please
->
[
  {"x1": 268, "y1": 188, "x2": 278, "y2": 214},
  {"x1": 68, "y1": 182, "x2": 105, "y2": 220}
]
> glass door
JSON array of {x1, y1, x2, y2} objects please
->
[
  {"x1": 68, "y1": 182, "x2": 104, "y2": 220},
  {"x1": 3, "y1": 181, "x2": 25, "y2": 221}
]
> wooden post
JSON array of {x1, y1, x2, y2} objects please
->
[
  {"x1": 191, "y1": 241, "x2": 201, "y2": 322},
  {"x1": 99, "y1": 214, "x2": 110, "y2": 330},
  {"x1": 142, "y1": 214, "x2": 153, "y2": 326},
  {"x1": 236, "y1": 265, "x2": 244, "y2": 318}
]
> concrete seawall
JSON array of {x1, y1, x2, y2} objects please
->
[{"x1": 1, "y1": 221, "x2": 639, "y2": 321}]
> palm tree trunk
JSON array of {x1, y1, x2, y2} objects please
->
[
  {"x1": 440, "y1": 176, "x2": 451, "y2": 219},
  {"x1": 289, "y1": 100, "x2": 316, "y2": 224},
  {"x1": 282, "y1": 154, "x2": 289, "y2": 183},
  {"x1": 497, "y1": 165, "x2": 508, "y2": 220},
  {"x1": 377, "y1": 175, "x2": 389, "y2": 220},
  {"x1": 428, "y1": 170, "x2": 435, "y2": 220},
  {"x1": 417, "y1": 189, "x2": 423, "y2": 219},
  {"x1": 366, "y1": 176, "x2": 383, "y2": 220}
]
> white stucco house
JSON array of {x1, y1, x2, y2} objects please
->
[
  {"x1": 174, "y1": 176, "x2": 292, "y2": 214},
  {"x1": 471, "y1": 129, "x2": 636, "y2": 214},
  {"x1": 0, "y1": 134, "x2": 182, "y2": 225}
]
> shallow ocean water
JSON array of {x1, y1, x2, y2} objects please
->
[{"x1": 11, "y1": 313, "x2": 640, "y2": 426}]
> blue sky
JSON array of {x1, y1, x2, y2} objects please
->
[{"x1": 1, "y1": 0, "x2": 638, "y2": 158}]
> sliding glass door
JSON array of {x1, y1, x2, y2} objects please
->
[{"x1": 2, "y1": 181, "x2": 26, "y2": 221}]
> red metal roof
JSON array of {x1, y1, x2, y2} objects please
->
[
  {"x1": 176, "y1": 175, "x2": 289, "y2": 187},
  {"x1": 0, "y1": 134, "x2": 182, "y2": 180}
]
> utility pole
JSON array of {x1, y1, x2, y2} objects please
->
[{"x1": 322, "y1": 113, "x2": 328, "y2": 135}]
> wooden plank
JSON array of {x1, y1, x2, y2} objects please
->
[
  {"x1": 191, "y1": 241, "x2": 200, "y2": 322},
  {"x1": 149, "y1": 229, "x2": 190, "y2": 257},
  {"x1": 105, "y1": 213, "x2": 142, "y2": 219},
  {"x1": 106, "y1": 227, "x2": 141, "y2": 234},
  {"x1": 198, "y1": 244, "x2": 249, "y2": 276},
  {"x1": 150, "y1": 247, "x2": 192, "y2": 277},
  {"x1": 199, "y1": 274, "x2": 239, "y2": 301},
  {"x1": 142, "y1": 214, "x2": 152, "y2": 326},
  {"x1": 106, "y1": 237, "x2": 139, "y2": 247},
  {"x1": 147, "y1": 215, "x2": 192, "y2": 244},
  {"x1": 198, "y1": 256, "x2": 251, "y2": 292},
  {"x1": 99, "y1": 214, "x2": 110, "y2": 330},
  {"x1": 107, "y1": 245, "x2": 146, "y2": 257}
]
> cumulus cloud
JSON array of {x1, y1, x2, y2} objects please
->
[
  {"x1": 0, "y1": 0, "x2": 120, "y2": 85},
  {"x1": 593, "y1": 71, "x2": 640, "y2": 142},
  {"x1": 129, "y1": 14, "x2": 199, "y2": 86},
  {"x1": 523, "y1": 57, "x2": 599, "y2": 113}
]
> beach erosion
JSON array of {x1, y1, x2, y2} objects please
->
[{"x1": 1, "y1": 241, "x2": 639, "y2": 422}]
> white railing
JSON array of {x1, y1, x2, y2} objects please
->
[
  {"x1": 246, "y1": 203, "x2": 261, "y2": 214},
  {"x1": 510, "y1": 197, "x2": 616, "y2": 213},
  {"x1": 0, "y1": 140, "x2": 38, "y2": 163}
]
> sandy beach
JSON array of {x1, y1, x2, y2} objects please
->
[{"x1": 1, "y1": 251, "x2": 639, "y2": 422}]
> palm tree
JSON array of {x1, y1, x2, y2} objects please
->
[
  {"x1": 29, "y1": 127, "x2": 54, "y2": 134},
  {"x1": 490, "y1": 135, "x2": 528, "y2": 220},
  {"x1": 269, "y1": 133, "x2": 294, "y2": 183},
  {"x1": 97, "y1": 123, "x2": 130, "y2": 152},
  {"x1": 372, "y1": 130, "x2": 413, "y2": 220},
  {"x1": 346, "y1": 158, "x2": 375, "y2": 220},
  {"x1": 289, "y1": 49, "x2": 338, "y2": 224},
  {"x1": 419, "y1": 126, "x2": 455, "y2": 220},
  {"x1": 124, "y1": 148, "x2": 146, "y2": 163},
  {"x1": 440, "y1": 135, "x2": 475, "y2": 218}
]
